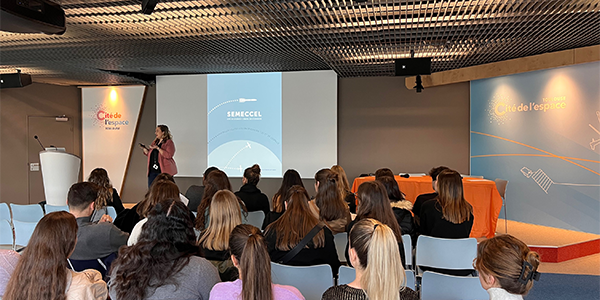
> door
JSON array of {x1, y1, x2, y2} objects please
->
[{"x1": 28, "y1": 116, "x2": 74, "y2": 204}]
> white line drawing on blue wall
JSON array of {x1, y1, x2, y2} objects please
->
[
  {"x1": 521, "y1": 167, "x2": 600, "y2": 194},
  {"x1": 589, "y1": 111, "x2": 600, "y2": 150},
  {"x1": 208, "y1": 98, "x2": 258, "y2": 115},
  {"x1": 223, "y1": 142, "x2": 252, "y2": 172}
]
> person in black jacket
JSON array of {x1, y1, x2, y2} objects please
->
[
  {"x1": 185, "y1": 166, "x2": 219, "y2": 212},
  {"x1": 376, "y1": 176, "x2": 414, "y2": 236},
  {"x1": 412, "y1": 166, "x2": 449, "y2": 225},
  {"x1": 235, "y1": 164, "x2": 269, "y2": 216},
  {"x1": 264, "y1": 185, "x2": 340, "y2": 277},
  {"x1": 345, "y1": 181, "x2": 406, "y2": 268}
]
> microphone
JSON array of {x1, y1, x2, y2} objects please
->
[{"x1": 34, "y1": 135, "x2": 45, "y2": 150}]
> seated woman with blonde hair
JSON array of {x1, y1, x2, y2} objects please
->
[
  {"x1": 322, "y1": 218, "x2": 418, "y2": 300},
  {"x1": 209, "y1": 224, "x2": 304, "y2": 300},
  {"x1": 198, "y1": 190, "x2": 243, "y2": 281},
  {"x1": 475, "y1": 234, "x2": 541, "y2": 300},
  {"x1": 4, "y1": 211, "x2": 107, "y2": 300}
]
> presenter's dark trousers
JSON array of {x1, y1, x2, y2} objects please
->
[{"x1": 148, "y1": 172, "x2": 160, "y2": 187}]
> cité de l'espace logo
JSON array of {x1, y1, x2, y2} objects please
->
[{"x1": 91, "y1": 105, "x2": 130, "y2": 130}]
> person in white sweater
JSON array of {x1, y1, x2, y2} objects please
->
[{"x1": 475, "y1": 234, "x2": 541, "y2": 300}]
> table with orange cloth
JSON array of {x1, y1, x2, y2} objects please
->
[{"x1": 351, "y1": 175, "x2": 503, "y2": 238}]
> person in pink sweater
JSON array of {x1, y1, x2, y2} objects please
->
[{"x1": 209, "y1": 224, "x2": 304, "y2": 300}]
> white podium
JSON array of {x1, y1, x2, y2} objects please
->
[{"x1": 40, "y1": 150, "x2": 81, "y2": 206}]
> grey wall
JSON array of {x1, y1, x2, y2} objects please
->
[
  {"x1": 337, "y1": 77, "x2": 470, "y2": 181},
  {"x1": 0, "y1": 83, "x2": 81, "y2": 204},
  {"x1": 0, "y1": 77, "x2": 470, "y2": 205}
]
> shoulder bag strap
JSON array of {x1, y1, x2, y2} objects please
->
[{"x1": 278, "y1": 221, "x2": 325, "y2": 264}]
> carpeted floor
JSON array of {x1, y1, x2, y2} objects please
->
[{"x1": 525, "y1": 273, "x2": 600, "y2": 300}]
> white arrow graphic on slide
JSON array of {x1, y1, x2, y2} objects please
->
[
  {"x1": 208, "y1": 98, "x2": 258, "y2": 115},
  {"x1": 224, "y1": 142, "x2": 252, "y2": 170}
]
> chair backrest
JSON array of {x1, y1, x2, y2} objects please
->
[
  {"x1": 404, "y1": 269, "x2": 416, "y2": 291},
  {"x1": 494, "y1": 179, "x2": 509, "y2": 199},
  {"x1": 106, "y1": 206, "x2": 117, "y2": 219},
  {"x1": 0, "y1": 219, "x2": 14, "y2": 247},
  {"x1": 337, "y1": 265, "x2": 355, "y2": 285},
  {"x1": 68, "y1": 252, "x2": 117, "y2": 281},
  {"x1": 416, "y1": 235, "x2": 477, "y2": 271},
  {"x1": 0, "y1": 203, "x2": 11, "y2": 222},
  {"x1": 333, "y1": 232, "x2": 347, "y2": 263},
  {"x1": 271, "y1": 262, "x2": 333, "y2": 300},
  {"x1": 10, "y1": 204, "x2": 44, "y2": 223},
  {"x1": 421, "y1": 271, "x2": 489, "y2": 300},
  {"x1": 243, "y1": 211, "x2": 265, "y2": 229},
  {"x1": 44, "y1": 204, "x2": 69, "y2": 214},
  {"x1": 13, "y1": 220, "x2": 38, "y2": 249},
  {"x1": 402, "y1": 234, "x2": 412, "y2": 269}
]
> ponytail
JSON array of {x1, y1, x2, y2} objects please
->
[
  {"x1": 350, "y1": 219, "x2": 404, "y2": 300},
  {"x1": 230, "y1": 224, "x2": 273, "y2": 300}
]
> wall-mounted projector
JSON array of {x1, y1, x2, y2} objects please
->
[
  {"x1": 0, "y1": 71, "x2": 32, "y2": 89},
  {"x1": 0, "y1": 0, "x2": 66, "y2": 35},
  {"x1": 394, "y1": 58, "x2": 432, "y2": 76}
]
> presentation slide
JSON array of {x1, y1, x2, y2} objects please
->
[
  {"x1": 207, "y1": 73, "x2": 282, "y2": 177},
  {"x1": 156, "y1": 70, "x2": 337, "y2": 178}
]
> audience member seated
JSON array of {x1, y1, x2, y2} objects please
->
[
  {"x1": 0, "y1": 250, "x2": 19, "y2": 298},
  {"x1": 322, "y1": 219, "x2": 418, "y2": 300},
  {"x1": 109, "y1": 199, "x2": 221, "y2": 300},
  {"x1": 209, "y1": 224, "x2": 304, "y2": 300},
  {"x1": 475, "y1": 235, "x2": 540, "y2": 300},
  {"x1": 374, "y1": 168, "x2": 394, "y2": 179},
  {"x1": 235, "y1": 164, "x2": 270, "y2": 216},
  {"x1": 113, "y1": 173, "x2": 176, "y2": 233},
  {"x1": 418, "y1": 169, "x2": 473, "y2": 239},
  {"x1": 263, "y1": 169, "x2": 304, "y2": 230},
  {"x1": 4, "y1": 211, "x2": 107, "y2": 300},
  {"x1": 376, "y1": 176, "x2": 414, "y2": 236},
  {"x1": 346, "y1": 181, "x2": 406, "y2": 268},
  {"x1": 67, "y1": 182, "x2": 129, "y2": 263},
  {"x1": 331, "y1": 165, "x2": 357, "y2": 214},
  {"x1": 413, "y1": 166, "x2": 449, "y2": 226},
  {"x1": 196, "y1": 170, "x2": 247, "y2": 230},
  {"x1": 265, "y1": 186, "x2": 340, "y2": 276},
  {"x1": 88, "y1": 167, "x2": 125, "y2": 216},
  {"x1": 128, "y1": 180, "x2": 181, "y2": 245},
  {"x1": 186, "y1": 166, "x2": 219, "y2": 212},
  {"x1": 198, "y1": 190, "x2": 243, "y2": 281},
  {"x1": 311, "y1": 168, "x2": 352, "y2": 234}
]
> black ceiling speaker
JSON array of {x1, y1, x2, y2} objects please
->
[
  {"x1": 0, "y1": 0, "x2": 66, "y2": 35},
  {"x1": 0, "y1": 71, "x2": 32, "y2": 89},
  {"x1": 142, "y1": 0, "x2": 159, "y2": 14},
  {"x1": 394, "y1": 58, "x2": 432, "y2": 76}
]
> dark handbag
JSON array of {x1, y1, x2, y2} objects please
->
[{"x1": 278, "y1": 221, "x2": 325, "y2": 264}]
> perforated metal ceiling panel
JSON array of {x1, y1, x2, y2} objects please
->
[{"x1": 1, "y1": 0, "x2": 598, "y2": 85}]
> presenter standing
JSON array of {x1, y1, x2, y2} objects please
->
[{"x1": 140, "y1": 125, "x2": 178, "y2": 187}]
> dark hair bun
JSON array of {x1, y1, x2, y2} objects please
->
[{"x1": 251, "y1": 164, "x2": 261, "y2": 175}]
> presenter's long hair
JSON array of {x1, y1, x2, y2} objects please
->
[
  {"x1": 265, "y1": 185, "x2": 325, "y2": 251},
  {"x1": 111, "y1": 198, "x2": 199, "y2": 300},
  {"x1": 196, "y1": 170, "x2": 247, "y2": 229},
  {"x1": 436, "y1": 170, "x2": 473, "y2": 224},
  {"x1": 88, "y1": 167, "x2": 113, "y2": 209},
  {"x1": 198, "y1": 190, "x2": 242, "y2": 251},
  {"x1": 4, "y1": 211, "x2": 78, "y2": 300},
  {"x1": 272, "y1": 169, "x2": 304, "y2": 213},
  {"x1": 154, "y1": 124, "x2": 172, "y2": 143},
  {"x1": 243, "y1": 164, "x2": 261, "y2": 186},
  {"x1": 230, "y1": 224, "x2": 274, "y2": 300},
  {"x1": 350, "y1": 218, "x2": 406, "y2": 300},
  {"x1": 315, "y1": 168, "x2": 349, "y2": 222},
  {"x1": 137, "y1": 179, "x2": 180, "y2": 218},
  {"x1": 356, "y1": 181, "x2": 403, "y2": 241}
]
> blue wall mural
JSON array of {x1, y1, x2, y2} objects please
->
[{"x1": 471, "y1": 62, "x2": 600, "y2": 234}]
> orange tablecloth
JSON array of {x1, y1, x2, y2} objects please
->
[{"x1": 351, "y1": 176, "x2": 503, "y2": 238}]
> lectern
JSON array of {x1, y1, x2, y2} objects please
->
[{"x1": 39, "y1": 149, "x2": 80, "y2": 206}]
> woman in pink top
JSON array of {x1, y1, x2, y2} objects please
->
[
  {"x1": 210, "y1": 224, "x2": 304, "y2": 300},
  {"x1": 140, "y1": 124, "x2": 178, "y2": 187}
]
